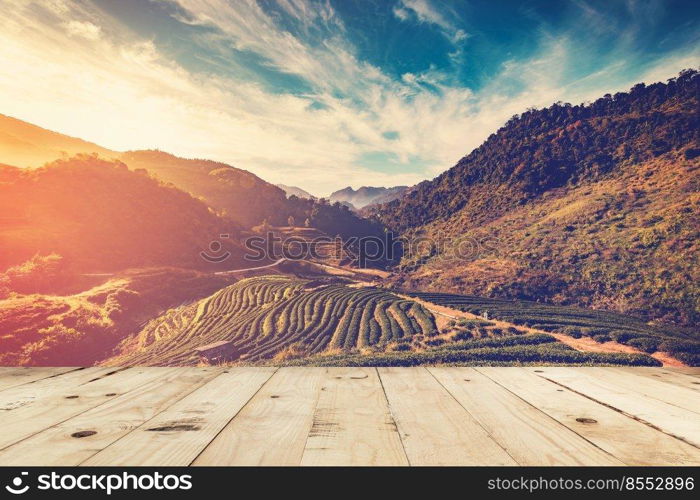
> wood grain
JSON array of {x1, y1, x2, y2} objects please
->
[
  {"x1": 479, "y1": 367, "x2": 700, "y2": 465},
  {"x1": 83, "y1": 368, "x2": 275, "y2": 466},
  {"x1": 528, "y1": 367, "x2": 700, "y2": 447},
  {"x1": 0, "y1": 367, "x2": 172, "y2": 450},
  {"x1": 378, "y1": 367, "x2": 516, "y2": 465},
  {"x1": 0, "y1": 367, "x2": 222, "y2": 465},
  {"x1": 193, "y1": 367, "x2": 325, "y2": 466},
  {"x1": 0, "y1": 367, "x2": 696, "y2": 466},
  {"x1": 617, "y1": 367, "x2": 700, "y2": 392},
  {"x1": 429, "y1": 367, "x2": 621, "y2": 465},
  {"x1": 300, "y1": 367, "x2": 407, "y2": 466},
  {"x1": 0, "y1": 367, "x2": 79, "y2": 391}
]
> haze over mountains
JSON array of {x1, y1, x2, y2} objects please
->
[
  {"x1": 0, "y1": 114, "x2": 112, "y2": 167},
  {"x1": 329, "y1": 185, "x2": 409, "y2": 210},
  {"x1": 277, "y1": 184, "x2": 409, "y2": 210},
  {"x1": 277, "y1": 184, "x2": 316, "y2": 200}
]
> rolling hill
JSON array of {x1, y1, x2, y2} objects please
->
[
  {"x1": 371, "y1": 70, "x2": 700, "y2": 326},
  {"x1": 0, "y1": 115, "x2": 394, "y2": 232},
  {"x1": 0, "y1": 114, "x2": 114, "y2": 168},
  {"x1": 0, "y1": 155, "x2": 245, "y2": 275},
  {"x1": 104, "y1": 274, "x2": 670, "y2": 367},
  {"x1": 105, "y1": 275, "x2": 439, "y2": 365},
  {"x1": 0, "y1": 115, "x2": 299, "y2": 228},
  {"x1": 120, "y1": 150, "x2": 290, "y2": 227},
  {"x1": 0, "y1": 268, "x2": 240, "y2": 366}
]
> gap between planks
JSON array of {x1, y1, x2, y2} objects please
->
[{"x1": 0, "y1": 367, "x2": 698, "y2": 466}]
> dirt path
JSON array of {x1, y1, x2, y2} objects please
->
[
  {"x1": 214, "y1": 258, "x2": 287, "y2": 275},
  {"x1": 549, "y1": 333, "x2": 688, "y2": 367},
  {"x1": 401, "y1": 294, "x2": 687, "y2": 367}
]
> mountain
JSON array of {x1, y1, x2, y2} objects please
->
[
  {"x1": 0, "y1": 116, "x2": 392, "y2": 271},
  {"x1": 0, "y1": 155, "x2": 245, "y2": 276},
  {"x1": 329, "y1": 185, "x2": 408, "y2": 209},
  {"x1": 119, "y1": 150, "x2": 289, "y2": 227},
  {"x1": 372, "y1": 70, "x2": 700, "y2": 326},
  {"x1": 277, "y1": 184, "x2": 316, "y2": 199},
  {"x1": 0, "y1": 116, "x2": 291, "y2": 228},
  {"x1": 0, "y1": 113, "x2": 114, "y2": 167}
]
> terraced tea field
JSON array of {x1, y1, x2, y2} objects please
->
[
  {"x1": 284, "y1": 333, "x2": 662, "y2": 367},
  {"x1": 404, "y1": 292, "x2": 700, "y2": 366},
  {"x1": 107, "y1": 276, "x2": 438, "y2": 365}
]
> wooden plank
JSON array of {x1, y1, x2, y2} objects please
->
[
  {"x1": 429, "y1": 367, "x2": 621, "y2": 465},
  {"x1": 0, "y1": 367, "x2": 222, "y2": 466},
  {"x1": 666, "y1": 367, "x2": 700, "y2": 378},
  {"x1": 300, "y1": 367, "x2": 407, "y2": 466},
  {"x1": 528, "y1": 367, "x2": 700, "y2": 447},
  {"x1": 193, "y1": 367, "x2": 325, "y2": 466},
  {"x1": 595, "y1": 367, "x2": 700, "y2": 408},
  {"x1": 0, "y1": 367, "x2": 121, "y2": 412},
  {"x1": 0, "y1": 367, "x2": 175, "y2": 451},
  {"x1": 83, "y1": 368, "x2": 275, "y2": 466},
  {"x1": 0, "y1": 367, "x2": 79, "y2": 391},
  {"x1": 619, "y1": 368, "x2": 700, "y2": 392},
  {"x1": 478, "y1": 367, "x2": 700, "y2": 465},
  {"x1": 378, "y1": 367, "x2": 516, "y2": 465}
]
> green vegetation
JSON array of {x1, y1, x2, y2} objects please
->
[
  {"x1": 283, "y1": 334, "x2": 661, "y2": 367},
  {"x1": 405, "y1": 291, "x2": 700, "y2": 366},
  {"x1": 370, "y1": 71, "x2": 700, "y2": 326},
  {"x1": 109, "y1": 276, "x2": 438, "y2": 365}
]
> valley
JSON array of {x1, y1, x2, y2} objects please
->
[{"x1": 0, "y1": 71, "x2": 698, "y2": 368}]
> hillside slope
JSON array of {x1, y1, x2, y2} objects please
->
[
  {"x1": 0, "y1": 268, "x2": 240, "y2": 366},
  {"x1": 0, "y1": 114, "x2": 114, "y2": 167},
  {"x1": 104, "y1": 275, "x2": 438, "y2": 365},
  {"x1": 0, "y1": 155, "x2": 244, "y2": 274},
  {"x1": 0, "y1": 116, "x2": 295, "y2": 228},
  {"x1": 120, "y1": 150, "x2": 290, "y2": 227},
  {"x1": 373, "y1": 70, "x2": 700, "y2": 326}
]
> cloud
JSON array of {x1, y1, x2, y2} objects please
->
[
  {"x1": 393, "y1": 0, "x2": 468, "y2": 44},
  {"x1": 0, "y1": 0, "x2": 696, "y2": 195},
  {"x1": 64, "y1": 20, "x2": 102, "y2": 41}
]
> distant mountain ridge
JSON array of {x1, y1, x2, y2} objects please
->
[
  {"x1": 120, "y1": 150, "x2": 289, "y2": 227},
  {"x1": 329, "y1": 185, "x2": 408, "y2": 209},
  {"x1": 277, "y1": 184, "x2": 316, "y2": 199}
]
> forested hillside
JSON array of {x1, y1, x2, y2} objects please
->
[
  {"x1": 0, "y1": 155, "x2": 245, "y2": 275},
  {"x1": 371, "y1": 70, "x2": 699, "y2": 326}
]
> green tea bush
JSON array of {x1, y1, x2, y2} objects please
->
[{"x1": 626, "y1": 337, "x2": 661, "y2": 353}]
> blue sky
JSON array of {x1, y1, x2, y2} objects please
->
[{"x1": 0, "y1": 0, "x2": 698, "y2": 193}]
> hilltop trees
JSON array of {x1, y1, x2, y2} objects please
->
[
  {"x1": 372, "y1": 70, "x2": 699, "y2": 232},
  {"x1": 370, "y1": 70, "x2": 700, "y2": 326},
  {"x1": 0, "y1": 155, "x2": 245, "y2": 274}
]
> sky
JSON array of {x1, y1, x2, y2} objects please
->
[{"x1": 0, "y1": 0, "x2": 698, "y2": 194}]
